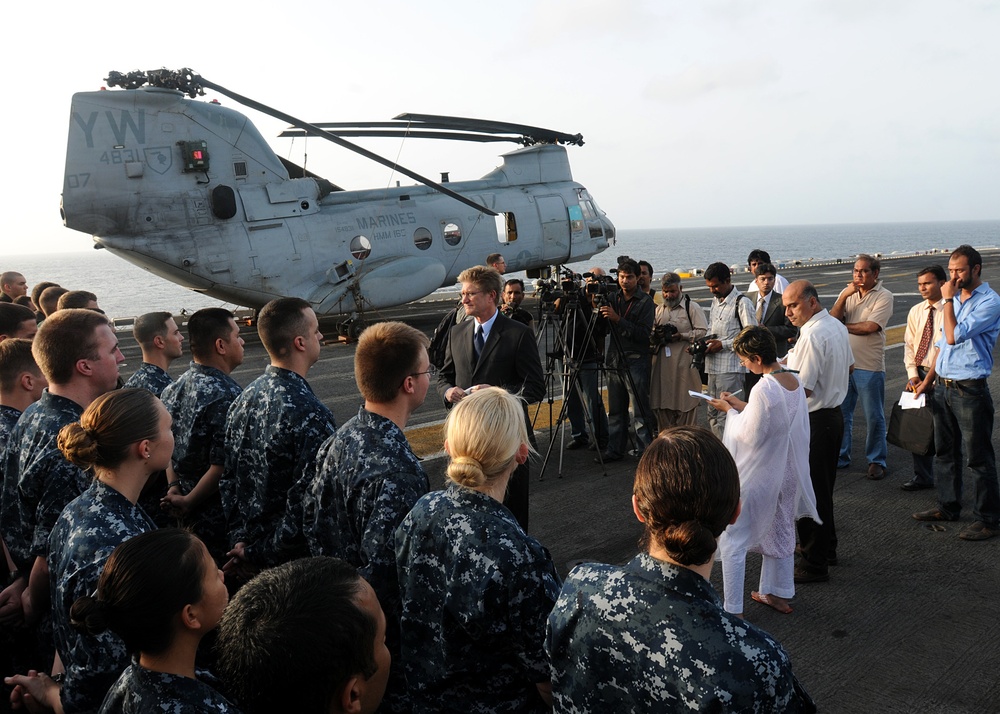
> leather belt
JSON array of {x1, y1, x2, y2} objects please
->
[{"x1": 939, "y1": 377, "x2": 987, "y2": 389}]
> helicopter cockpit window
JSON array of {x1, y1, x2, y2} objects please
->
[
  {"x1": 350, "y1": 235, "x2": 372, "y2": 260},
  {"x1": 413, "y1": 227, "x2": 433, "y2": 251},
  {"x1": 443, "y1": 222, "x2": 462, "y2": 246},
  {"x1": 496, "y1": 212, "x2": 518, "y2": 244}
]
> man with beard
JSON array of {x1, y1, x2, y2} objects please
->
[
  {"x1": 650, "y1": 273, "x2": 708, "y2": 431},
  {"x1": 913, "y1": 245, "x2": 1000, "y2": 540}
]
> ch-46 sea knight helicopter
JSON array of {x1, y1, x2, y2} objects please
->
[{"x1": 61, "y1": 68, "x2": 614, "y2": 331}]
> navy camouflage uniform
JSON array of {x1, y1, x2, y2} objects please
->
[
  {"x1": 49, "y1": 480, "x2": 156, "y2": 714},
  {"x1": 124, "y1": 364, "x2": 175, "y2": 526},
  {"x1": 395, "y1": 483, "x2": 561, "y2": 714},
  {"x1": 546, "y1": 553, "x2": 816, "y2": 713},
  {"x1": 122, "y1": 363, "x2": 173, "y2": 398},
  {"x1": 100, "y1": 663, "x2": 240, "y2": 714},
  {"x1": 1, "y1": 390, "x2": 87, "y2": 571},
  {"x1": 222, "y1": 366, "x2": 336, "y2": 568},
  {"x1": 305, "y1": 406, "x2": 429, "y2": 713},
  {"x1": 0, "y1": 404, "x2": 21, "y2": 450},
  {"x1": 160, "y1": 362, "x2": 242, "y2": 563}
]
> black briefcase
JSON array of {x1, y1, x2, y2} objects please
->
[{"x1": 887, "y1": 402, "x2": 935, "y2": 456}]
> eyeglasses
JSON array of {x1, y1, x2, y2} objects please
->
[
  {"x1": 460, "y1": 291, "x2": 483, "y2": 299},
  {"x1": 853, "y1": 269, "x2": 872, "y2": 275},
  {"x1": 410, "y1": 366, "x2": 438, "y2": 378}
]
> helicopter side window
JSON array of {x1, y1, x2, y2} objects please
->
[
  {"x1": 350, "y1": 235, "x2": 372, "y2": 260},
  {"x1": 443, "y1": 221, "x2": 462, "y2": 246},
  {"x1": 496, "y1": 212, "x2": 518, "y2": 244},
  {"x1": 413, "y1": 227, "x2": 433, "y2": 251}
]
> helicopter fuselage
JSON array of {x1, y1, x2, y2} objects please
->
[{"x1": 62, "y1": 87, "x2": 614, "y2": 315}]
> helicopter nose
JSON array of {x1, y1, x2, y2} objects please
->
[{"x1": 602, "y1": 216, "x2": 616, "y2": 245}]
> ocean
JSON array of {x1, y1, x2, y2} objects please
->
[{"x1": 7, "y1": 220, "x2": 998, "y2": 320}]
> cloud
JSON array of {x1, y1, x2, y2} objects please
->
[
  {"x1": 521, "y1": 0, "x2": 664, "y2": 44},
  {"x1": 645, "y1": 58, "x2": 780, "y2": 102}
]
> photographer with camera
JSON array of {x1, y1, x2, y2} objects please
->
[
  {"x1": 598, "y1": 258, "x2": 655, "y2": 462},
  {"x1": 650, "y1": 273, "x2": 708, "y2": 432},
  {"x1": 704, "y1": 262, "x2": 758, "y2": 439},
  {"x1": 500, "y1": 278, "x2": 534, "y2": 329}
]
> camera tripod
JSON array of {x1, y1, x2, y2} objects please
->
[{"x1": 533, "y1": 288, "x2": 654, "y2": 480}]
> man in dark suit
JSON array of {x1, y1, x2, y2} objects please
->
[
  {"x1": 745, "y1": 262, "x2": 797, "y2": 394},
  {"x1": 438, "y1": 265, "x2": 544, "y2": 529}
]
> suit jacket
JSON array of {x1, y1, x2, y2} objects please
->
[
  {"x1": 746, "y1": 290, "x2": 797, "y2": 358},
  {"x1": 437, "y1": 311, "x2": 545, "y2": 421}
]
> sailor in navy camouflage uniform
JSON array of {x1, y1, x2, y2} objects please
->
[
  {"x1": 99, "y1": 664, "x2": 240, "y2": 714},
  {"x1": 50, "y1": 481, "x2": 156, "y2": 712},
  {"x1": 222, "y1": 299, "x2": 335, "y2": 572},
  {"x1": 1, "y1": 311, "x2": 123, "y2": 578},
  {"x1": 48, "y1": 388, "x2": 172, "y2": 714},
  {"x1": 123, "y1": 363, "x2": 172, "y2": 397},
  {"x1": 122, "y1": 312, "x2": 184, "y2": 399},
  {"x1": 546, "y1": 427, "x2": 815, "y2": 714},
  {"x1": 160, "y1": 308, "x2": 244, "y2": 564},
  {"x1": 395, "y1": 388, "x2": 560, "y2": 714},
  {"x1": 2, "y1": 391, "x2": 87, "y2": 570},
  {"x1": 304, "y1": 321, "x2": 431, "y2": 713},
  {"x1": 0, "y1": 338, "x2": 47, "y2": 670}
]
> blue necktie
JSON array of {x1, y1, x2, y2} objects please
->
[{"x1": 474, "y1": 326, "x2": 485, "y2": 361}]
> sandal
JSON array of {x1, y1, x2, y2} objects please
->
[{"x1": 751, "y1": 591, "x2": 793, "y2": 614}]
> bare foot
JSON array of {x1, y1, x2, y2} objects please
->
[{"x1": 751, "y1": 591, "x2": 793, "y2": 614}]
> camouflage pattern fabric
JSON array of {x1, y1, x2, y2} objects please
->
[
  {"x1": 49, "y1": 481, "x2": 155, "y2": 714},
  {"x1": 546, "y1": 553, "x2": 816, "y2": 713},
  {"x1": 1, "y1": 390, "x2": 87, "y2": 568},
  {"x1": 160, "y1": 362, "x2": 242, "y2": 562},
  {"x1": 304, "y1": 406, "x2": 428, "y2": 714},
  {"x1": 123, "y1": 363, "x2": 173, "y2": 397},
  {"x1": 395, "y1": 483, "x2": 560, "y2": 714},
  {"x1": 222, "y1": 366, "x2": 336, "y2": 567},
  {"x1": 99, "y1": 663, "x2": 240, "y2": 714}
]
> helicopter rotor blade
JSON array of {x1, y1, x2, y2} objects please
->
[
  {"x1": 278, "y1": 127, "x2": 519, "y2": 143},
  {"x1": 191, "y1": 74, "x2": 498, "y2": 216},
  {"x1": 395, "y1": 113, "x2": 584, "y2": 146}
]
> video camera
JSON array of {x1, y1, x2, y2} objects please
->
[{"x1": 534, "y1": 266, "x2": 581, "y2": 303}]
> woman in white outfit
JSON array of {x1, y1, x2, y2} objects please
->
[{"x1": 709, "y1": 326, "x2": 820, "y2": 616}]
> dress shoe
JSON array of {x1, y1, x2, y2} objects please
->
[
  {"x1": 958, "y1": 521, "x2": 998, "y2": 541},
  {"x1": 594, "y1": 451, "x2": 623, "y2": 464},
  {"x1": 866, "y1": 463, "x2": 887, "y2": 480},
  {"x1": 793, "y1": 567, "x2": 829, "y2": 584},
  {"x1": 795, "y1": 546, "x2": 837, "y2": 566},
  {"x1": 900, "y1": 478, "x2": 934, "y2": 491},
  {"x1": 912, "y1": 508, "x2": 958, "y2": 522},
  {"x1": 566, "y1": 439, "x2": 590, "y2": 451}
]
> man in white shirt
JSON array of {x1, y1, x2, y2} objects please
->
[{"x1": 783, "y1": 281, "x2": 854, "y2": 584}]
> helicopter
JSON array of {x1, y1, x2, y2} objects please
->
[{"x1": 61, "y1": 68, "x2": 615, "y2": 331}]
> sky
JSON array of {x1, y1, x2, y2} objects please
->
[{"x1": 3, "y1": 0, "x2": 998, "y2": 255}]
